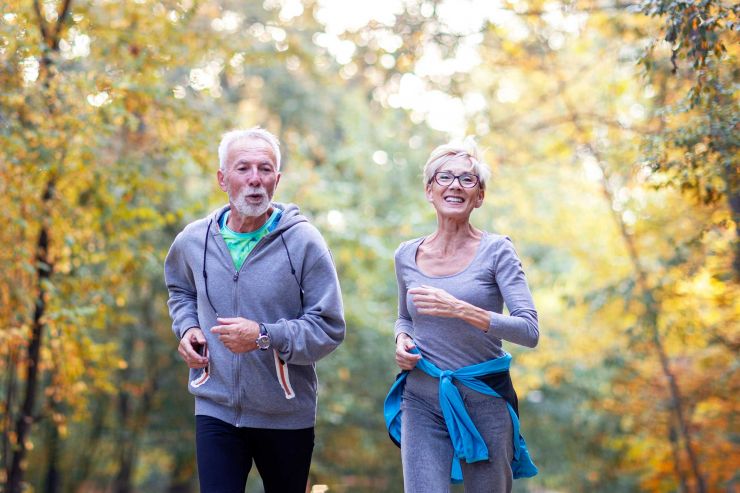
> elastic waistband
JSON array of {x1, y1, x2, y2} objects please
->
[{"x1": 194, "y1": 398, "x2": 316, "y2": 430}]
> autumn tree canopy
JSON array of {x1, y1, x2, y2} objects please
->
[{"x1": 0, "y1": 0, "x2": 736, "y2": 492}]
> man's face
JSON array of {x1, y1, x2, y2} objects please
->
[{"x1": 218, "y1": 137, "x2": 281, "y2": 217}]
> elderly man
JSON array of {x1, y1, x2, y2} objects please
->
[{"x1": 165, "y1": 127, "x2": 345, "y2": 493}]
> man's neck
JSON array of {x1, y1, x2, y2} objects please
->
[{"x1": 226, "y1": 207, "x2": 274, "y2": 233}]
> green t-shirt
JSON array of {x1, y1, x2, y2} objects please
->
[{"x1": 219, "y1": 208, "x2": 282, "y2": 270}]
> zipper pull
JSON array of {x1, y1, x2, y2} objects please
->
[{"x1": 233, "y1": 272, "x2": 239, "y2": 282}]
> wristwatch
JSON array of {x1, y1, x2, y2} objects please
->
[{"x1": 255, "y1": 323, "x2": 271, "y2": 351}]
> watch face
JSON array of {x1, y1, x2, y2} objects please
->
[{"x1": 256, "y1": 334, "x2": 270, "y2": 350}]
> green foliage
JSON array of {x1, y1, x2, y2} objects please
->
[{"x1": 0, "y1": 0, "x2": 736, "y2": 492}]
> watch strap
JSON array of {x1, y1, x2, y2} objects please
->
[{"x1": 256, "y1": 323, "x2": 270, "y2": 350}]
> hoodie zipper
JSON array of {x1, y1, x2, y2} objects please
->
[
  {"x1": 231, "y1": 234, "x2": 270, "y2": 426},
  {"x1": 232, "y1": 236, "x2": 271, "y2": 425},
  {"x1": 219, "y1": 209, "x2": 301, "y2": 424},
  {"x1": 232, "y1": 270, "x2": 241, "y2": 425}
]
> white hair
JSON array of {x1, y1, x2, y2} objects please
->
[
  {"x1": 422, "y1": 136, "x2": 491, "y2": 189},
  {"x1": 218, "y1": 127, "x2": 282, "y2": 171}
]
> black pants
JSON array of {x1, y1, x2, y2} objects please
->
[{"x1": 195, "y1": 415, "x2": 314, "y2": 493}]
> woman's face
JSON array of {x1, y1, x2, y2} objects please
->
[{"x1": 425, "y1": 158, "x2": 485, "y2": 220}]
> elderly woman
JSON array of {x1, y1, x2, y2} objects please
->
[{"x1": 384, "y1": 138, "x2": 539, "y2": 493}]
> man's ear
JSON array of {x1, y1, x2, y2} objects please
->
[{"x1": 217, "y1": 168, "x2": 227, "y2": 192}]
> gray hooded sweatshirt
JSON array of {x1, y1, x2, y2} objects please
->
[{"x1": 165, "y1": 203, "x2": 345, "y2": 429}]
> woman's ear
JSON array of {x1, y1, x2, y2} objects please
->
[
  {"x1": 474, "y1": 187, "x2": 485, "y2": 208},
  {"x1": 425, "y1": 183, "x2": 433, "y2": 202}
]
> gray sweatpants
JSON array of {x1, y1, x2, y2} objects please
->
[{"x1": 401, "y1": 370, "x2": 514, "y2": 493}]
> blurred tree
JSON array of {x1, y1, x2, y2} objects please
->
[
  {"x1": 638, "y1": 0, "x2": 738, "y2": 277},
  {"x1": 331, "y1": 0, "x2": 737, "y2": 491},
  {"x1": 0, "y1": 0, "x2": 226, "y2": 490},
  {"x1": 0, "y1": 0, "x2": 736, "y2": 492}
]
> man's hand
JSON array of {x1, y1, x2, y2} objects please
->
[
  {"x1": 395, "y1": 333, "x2": 421, "y2": 371},
  {"x1": 179, "y1": 327, "x2": 209, "y2": 368},
  {"x1": 409, "y1": 284, "x2": 463, "y2": 318},
  {"x1": 211, "y1": 317, "x2": 260, "y2": 353}
]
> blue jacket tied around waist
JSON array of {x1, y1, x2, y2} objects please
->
[{"x1": 384, "y1": 351, "x2": 538, "y2": 483}]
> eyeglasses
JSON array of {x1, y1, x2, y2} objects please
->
[{"x1": 431, "y1": 171, "x2": 480, "y2": 188}]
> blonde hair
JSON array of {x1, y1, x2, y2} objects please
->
[{"x1": 422, "y1": 136, "x2": 490, "y2": 189}]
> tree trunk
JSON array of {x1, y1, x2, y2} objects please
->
[
  {"x1": 112, "y1": 446, "x2": 134, "y2": 493},
  {"x1": 6, "y1": 3, "x2": 74, "y2": 491},
  {"x1": 2, "y1": 348, "x2": 18, "y2": 475},
  {"x1": 732, "y1": 209, "x2": 739, "y2": 278},
  {"x1": 562, "y1": 96, "x2": 707, "y2": 492},
  {"x1": 65, "y1": 398, "x2": 107, "y2": 492},
  {"x1": 600, "y1": 152, "x2": 707, "y2": 493},
  {"x1": 43, "y1": 418, "x2": 60, "y2": 493},
  {"x1": 167, "y1": 454, "x2": 196, "y2": 493},
  {"x1": 7, "y1": 183, "x2": 53, "y2": 492},
  {"x1": 669, "y1": 425, "x2": 689, "y2": 493},
  {"x1": 726, "y1": 172, "x2": 740, "y2": 280}
]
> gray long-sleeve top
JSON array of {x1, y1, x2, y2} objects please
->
[{"x1": 394, "y1": 233, "x2": 539, "y2": 370}]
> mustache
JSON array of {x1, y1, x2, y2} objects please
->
[{"x1": 243, "y1": 187, "x2": 267, "y2": 198}]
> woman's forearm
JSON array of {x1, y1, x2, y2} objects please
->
[
  {"x1": 458, "y1": 300, "x2": 492, "y2": 332},
  {"x1": 459, "y1": 302, "x2": 539, "y2": 347}
]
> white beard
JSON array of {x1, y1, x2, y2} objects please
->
[{"x1": 230, "y1": 188, "x2": 270, "y2": 217}]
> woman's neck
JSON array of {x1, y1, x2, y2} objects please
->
[{"x1": 426, "y1": 219, "x2": 481, "y2": 255}]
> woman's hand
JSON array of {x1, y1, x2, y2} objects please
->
[
  {"x1": 409, "y1": 285, "x2": 462, "y2": 318},
  {"x1": 410, "y1": 284, "x2": 492, "y2": 332},
  {"x1": 395, "y1": 333, "x2": 421, "y2": 370}
]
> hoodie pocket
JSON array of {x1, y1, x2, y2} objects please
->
[
  {"x1": 189, "y1": 346, "x2": 210, "y2": 388},
  {"x1": 188, "y1": 353, "x2": 234, "y2": 407},
  {"x1": 272, "y1": 350, "x2": 296, "y2": 399}
]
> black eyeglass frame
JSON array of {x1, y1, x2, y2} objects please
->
[{"x1": 430, "y1": 171, "x2": 480, "y2": 188}]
